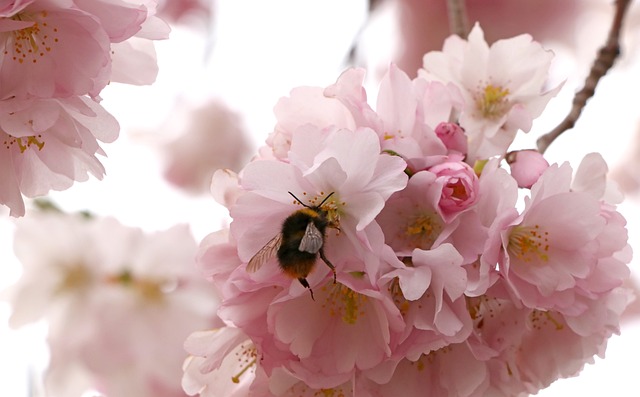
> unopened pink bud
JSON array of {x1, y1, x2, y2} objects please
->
[
  {"x1": 429, "y1": 160, "x2": 479, "y2": 219},
  {"x1": 507, "y1": 150, "x2": 549, "y2": 188},
  {"x1": 435, "y1": 122, "x2": 468, "y2": 155}
]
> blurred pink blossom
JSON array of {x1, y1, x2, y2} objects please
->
[
  {"x1": 158, "y1": 0, "x2": 212, "y2": 24},
  {"x1": 5, "y1": 212, "x2": 218, "y2": 396},
  {"x1": 163, "y1": 100, "x2": 253, "y2": 194}
]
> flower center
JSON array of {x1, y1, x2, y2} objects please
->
[
  {"x1": 322, "y1": 283, "x2": 368, "y2": 325},
  {"x1": 3, "y1": 134, "x2": 45, "y2": 153},
  {"x1": 55, "y1": 263, "x2": 93, "y2": 294},
  {"x1": 475, "y1": 84, "x2": 510, "y2": 119},
  {"x1": 507, "y1": 225, "x2": 550, "y2": 264},
  {"x1": 466, "y1": 295, "x2": 505, "y2": 332},
  {"x1": 231, "y1": 342, "x2": 258, "y2": 384},
  {"x1": 6, "y1": 12, "x2": 57, "y2": 64},
  {"x1": 444, "y1": 178, "x2": 469, "y2": 202},
  {"x1": 106, "y1": 270, "x2": 172, "y2": 303},
  {"x1": 405, "y1": 213, "x2": 442, "y2": 249}
]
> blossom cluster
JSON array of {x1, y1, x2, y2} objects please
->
[
  {"x1": 0, "y1": 0, "x2": 169, "y2": 217},
  {"x1": 186, "y1": 25, "x2": 633, "y2": 396},
  {"x1": 5, "y1": 211, "x2": 219, "y2": 396}
]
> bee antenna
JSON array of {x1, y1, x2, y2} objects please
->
[
  {"x1": 318, "y1": 192, "x2": 335, "y2": 207},
  {"x1": 288, "y1": 191, "x2": 335, "y2": 208},
  {"x1": 288, "y1": 191, "x2": 310, "y2": 208}
]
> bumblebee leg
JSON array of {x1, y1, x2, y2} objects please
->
[
  {"x1": 298, "y1": 277, "x2": 315, "y2": 301},
  {"x1": 319, "y1": 248, "x2": 337, "y2": 284}
]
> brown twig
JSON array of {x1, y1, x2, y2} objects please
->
[
  {"x1": 537, "y1": 0, "x2": 632, "y2": 154},
  {"x1": 446, "y1": 0, "x2": 469, "y2": 39}
]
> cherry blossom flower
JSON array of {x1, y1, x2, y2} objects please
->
[
  {"x1": 359, "y1": 342, "x2": 489, "y2": 397},
  {"x1": 325, "y1": 65, "x2": 462, "y2": 165},
  {"x1": 500, "y1": 154, "x2": 631, "y2": 315},
  {"x1": 0, "y1": 0, "x2": 112, "y2": 98},
  {"x1": 389, "y1": 0, "x2": 581, "y2": 78},
  {"x1": 183, "y1": 328, "x2": 257, "y2": 397},
  {"x1": 5, "y1": 212, "x2": 218, "y2": 396},
  {"x1": 72, "y1": 0, "x2": 148, "y2": 43},
  {"x1": 466, "y1": 281, "x2": 632, "y2": 396},
  {"x1": 107, "y1": 0, "x2": 170, "y2": 86},
  {"x1": 268, "y1": 64, "x2": 461, "y2": 166},
  {"x1": 267, "y1": 83, "x2": 356, "y2": 160},
  {"x1": 381, "y1": 244, "x2": 473, "y2": 361},
  {"x1": 0, "y1": 95, "x2": 118, "y2": 217},
  {"x1": 265, "y1": 275, "x2": 404, "y2": 388},
  {"x1": 376, "y1": 169, "x2": 485, "y2": 264},
  {"x1": 420, "y1": 23, "x2": 561, "y2": 161}
]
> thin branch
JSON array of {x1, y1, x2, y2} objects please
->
[
  {"x1": 537, "y1": 0, "x2": 632, "y2": 154},
  {"x1": 447, "y1": 0, "x2": 469, "y2": 39}
]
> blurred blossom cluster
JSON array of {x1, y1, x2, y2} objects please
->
[
  {"x1": 4, "y1": 211, "x2": 219, "y2": 396},
  {"x1": 187, "y1": 25, "x2": 633, "y2": 396},
  {"x1": 0, "y1": 0, "x2": 169, "y2": 217}
]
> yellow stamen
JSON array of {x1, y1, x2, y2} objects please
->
[
  {"x1": 4, "y1": 135, "x2": 45, "y2": 153},
  {"x1": 466, "y1": 295, "x2": 505, "y2": 332},
  {"x1": 231, "y1": 343, "x2": 258, "y2": 384},
  {"x1": 322, "y1": 283, "x2": 368, "y2": 325},
  {"x1": 405, "y1": 213, "x2": 442, "y2": 249},
  {"x1": 530, "y1": 310, "x2": 564, "y2": 331},
  {"x1": 231, "y1": 357, "x2": 257, "y2": 384},
  {"x1": 475, "y1": 84, "x2": 510, "y2": 119},
  {"x1": 507, "y1": 225, "x2": 550, "y2": 264},
  {"x1": 8, "y1": 11, "x2": 57, "y2": 65}
]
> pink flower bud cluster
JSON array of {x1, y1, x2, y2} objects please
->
[
  {"x1": 0, "y1": 0, "x2": 169, "y2": 216},
  {"x1": 187, "y1": 26, "x2": 633, "y2": 397}
]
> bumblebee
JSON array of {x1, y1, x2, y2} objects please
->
[{"x1": 247, "y1": 191, "x2": 337, "y2": 300}]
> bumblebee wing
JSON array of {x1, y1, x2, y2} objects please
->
[
  {"x1": 298, "y1": 221, "x2": 324, "y2": 254},
  {"x1": 247, "y1": 233, "x2": 282, "y2": 273}
]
